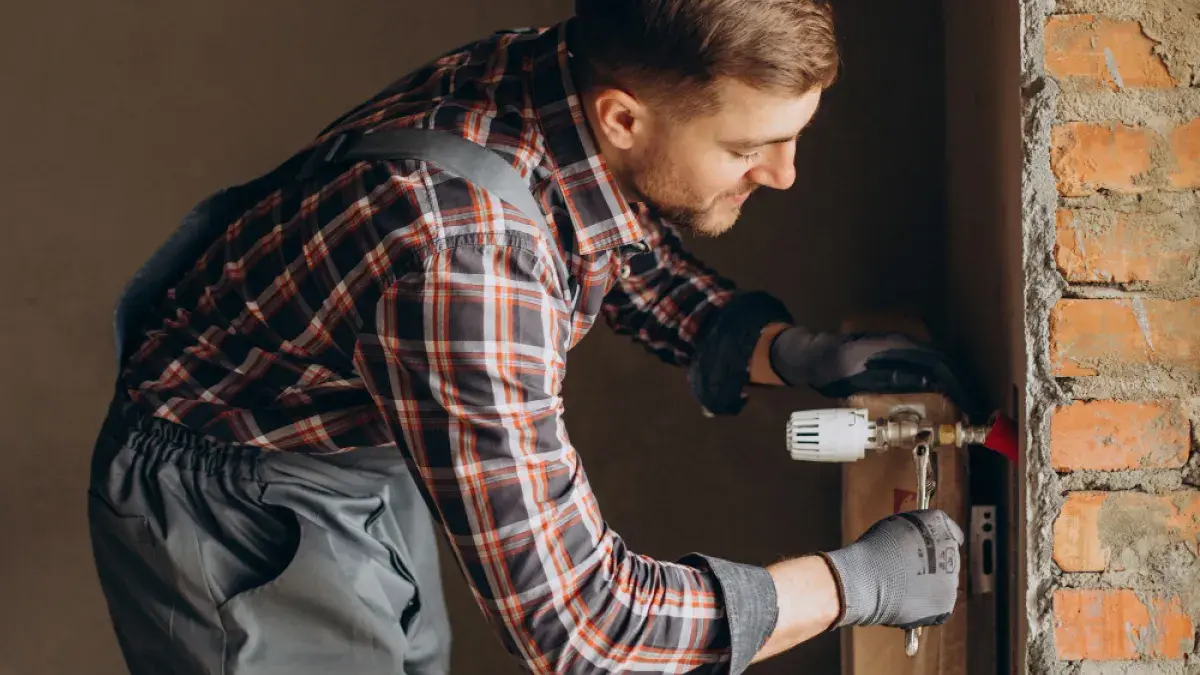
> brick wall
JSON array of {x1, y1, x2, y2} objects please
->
[{"x1": 1037, "y1": 0, "x2": 1200, "y2": 670}]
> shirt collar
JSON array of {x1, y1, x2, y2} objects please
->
[{"x1": 529, "y1": 22, "x2": 646, "y2": 255}]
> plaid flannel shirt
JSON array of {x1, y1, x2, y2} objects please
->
[{"x1": 123, "y1": 22, "x2": 786, "y2": 674}]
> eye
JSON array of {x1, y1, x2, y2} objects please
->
[{"x1": 733, "y1": 150, "x2": 761, "y2": 163}]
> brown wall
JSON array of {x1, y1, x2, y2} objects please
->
[
  {"x1": 941, "y1": 1, "x2": 1024, "y2": 418},
  {"x1": 939, "y1": 1, "x2": 1025, "y2": 672},
  {"x1": 0, "y1": 2, "x2": 945, "y2": 673}
]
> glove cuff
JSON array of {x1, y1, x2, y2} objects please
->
[
  {"x1": 814, "y1": 551, "x2": 848, "y2": 631},
  {"x1": 821, "y1": 544, "x2": 876, "y2": 627},
  {"x1": 767, "y1": 326, "x2": 825, "y2": 388}
]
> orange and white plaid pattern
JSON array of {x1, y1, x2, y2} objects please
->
[{"x1": 124, "y1": 24, "x2": 747, "y2": 673}]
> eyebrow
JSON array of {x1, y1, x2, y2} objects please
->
[
  {"x1": 724, "y1": 131, "x2": 804, "y2": 149},
  {"x1": 723, "y1": 101, "x2": 822, "y2": 149}
]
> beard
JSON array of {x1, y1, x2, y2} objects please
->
[{"x1": 620, "y1": 144, "x2": 755, "y2": 238}]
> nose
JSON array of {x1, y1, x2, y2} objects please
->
[{"x1": 748, "y1": 140, "x2": 796, "y2": 190}]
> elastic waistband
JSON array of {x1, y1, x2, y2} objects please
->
[{"x1": 107, "y1": 400, "x2": 262, "y2": 481}]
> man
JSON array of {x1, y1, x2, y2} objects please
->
[{"x1": 89, "y1": 1, "x2": 965, "y2": 673}]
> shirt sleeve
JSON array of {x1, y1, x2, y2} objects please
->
[
  {"x1": 354, "y1": 233, "x2": 776, "y2": 673},
  {"x1": 603, "y1": 210, "x2": 794, "y2": 416},
  {"x1": 601, "y1": 210, "x2": 737, "y2": 368}
]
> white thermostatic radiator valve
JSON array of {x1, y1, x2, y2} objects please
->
[
  {"x1": 786, "y1": 408, "x2": 881, "y2": 462},
  {"x1": 787, "y1": 407, "x2": 994, "y2": 463}
]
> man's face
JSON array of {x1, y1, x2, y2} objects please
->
[{"x1": 620, "y1": 80, "x2": 822, "y2": 237}]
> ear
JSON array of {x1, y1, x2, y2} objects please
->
[{"x1": 589, "y1": 87, "x2": 647, "y2": 151}]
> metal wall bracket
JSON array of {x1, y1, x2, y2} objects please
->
[{"x1": 970, "y1": 505, "x2": 997, "y2": 596}]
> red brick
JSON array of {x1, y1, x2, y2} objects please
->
[
  {"x1": 1054, "y1": 589, "x2": 1194, "y2": 660},
  {"x1": 1054, "y1": 490, "x2": 1200, "y2": 571},
  {"x1": 1045, "y1": 15, "x2": 1175, "y2": 91},
  {"x1": 1054, "y1": 493, "x2": 1109, "y2": 571},
  {"x1": 1054, "y1": 209, "x2": 1197, "y2": 285},
  {"x1": 1051, "y1": 123, "x2": 1156, "y2": 196},
  {"x1": 1051, "y1": 401, "x2": 1190, "y2": 471},
  {"x1": 1169, "y1": 118, "x2": 1200, "y2": 189},
  {"x1": 1050, "y1": 298, "x2": 1200, "y2": 376}
]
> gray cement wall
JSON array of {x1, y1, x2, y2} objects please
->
[
  {"x1": 0, "y1": 2, "x2": 945, "y2": 673},
  {"x1": 1021, "y1": 0, "x2": 1069, "y2": 670}
]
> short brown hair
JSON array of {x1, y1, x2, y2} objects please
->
[{"x1": 572, "y1": 0, "x2": 839, "y2": 115}]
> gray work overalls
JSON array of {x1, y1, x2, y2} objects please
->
[{"x1": 89, "y1": 130, "x2": 554, "y2": 674}]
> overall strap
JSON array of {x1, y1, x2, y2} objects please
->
[{"x1": 302, "y1": 129, "x2": 572, "y2": 297}]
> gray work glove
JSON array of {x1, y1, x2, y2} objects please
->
[
  {"x1": 769, "y1": 328, "x2": 967, "y2": 405},
  {"x1": 821, "y1": 509, "x2": 964, "y2": 628}
]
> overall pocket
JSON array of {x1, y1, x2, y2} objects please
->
[
  {"x1": 203, "y1": 497, "x2": 300, "y2": 610},
  {"x1": 215, "y1": 485, "x2": 420, "y2": 675}
]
